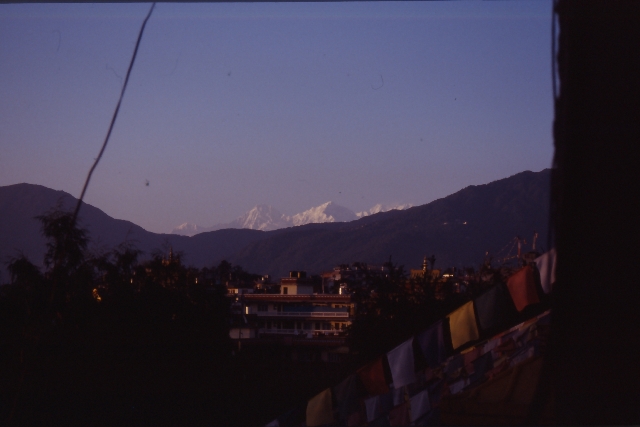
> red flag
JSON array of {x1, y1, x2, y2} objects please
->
[
  {"x1": 389, "y1": 401, "x2": 411, "y2": 426},
  {"x1": 506, "y1": 265, "x2": 540, "y2": 311},
  {"x1": 357, "y1": 357, "x2": 390, "y2": 396}
]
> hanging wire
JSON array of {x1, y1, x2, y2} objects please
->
[
  {"x1": 7, "y1": 5, "x2": 156, "y2": 424},
  {"x1": 73, "y1": 2, "x2": 156, "y2": 224}
]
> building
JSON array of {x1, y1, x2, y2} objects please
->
[
  {"x1": 327, "y1": 262, "x2": 390, "y2": 295},
  {"x1": 229, "y1": 271, "x2": 355, "y2": 362},
  {"x1": 409, "y1": 255, "x2": 441, "y2": 280}
]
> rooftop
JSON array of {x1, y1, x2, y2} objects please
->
[{"x1": 242, "y1": 294, "x2": 352, "y2": 302}]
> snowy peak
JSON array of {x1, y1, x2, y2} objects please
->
[
  {"x1": 171, "y1": 205, "x2": 290, "y2": 236},
  {"x1": 291, "y1": 201, "x2": 357, "y2": 226},
  {"x1": 171, "y1": 201, "x2": 412, "y2": 236},
  {"x1": 229, "y1": 204, "x2": 289, "y2": 231},
  {"x1": 171, "y1": 222, "x2": 209, "y2": 236}
]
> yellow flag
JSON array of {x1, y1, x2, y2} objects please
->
[
  {"x1": 448, "y1": 301, "x2": 480, "y2": 350},
  {"x1": 307, "y1": 388, "x2": 334, "y2": 427}
]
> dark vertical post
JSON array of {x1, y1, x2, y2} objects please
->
[{"x1": 548, "y1": 0, "x2": 640, "y2": 423}]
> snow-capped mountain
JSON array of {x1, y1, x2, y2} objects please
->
[
  {"x1": 171, "y1": 222, "x2": 211, "y2": 236},
  {"x1": 291, "y1": 201, "x2": 358, "y2": 226},
  {"x1": 227, "y1": 205, "x2": 290, "y2": 231},
  {"x1": 356, "y1": 203, "x2": 413, "y2": 218},
  {"x1": 171, "y1": 206, "x2": 289, "y2": 236},
  {"x1": 171, "y1": 201, "x2": 411, "y2": 236}
]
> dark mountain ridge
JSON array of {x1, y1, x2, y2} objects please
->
[
  {"x1": 228, "y1": 169, "x2": 551, "y2": 276},
  {"x1": 0, "y1": 169, "x2": 549, "y2": 281},
  {"x1": 0, "y1": 184, "x2": 268, "y2": 281}
]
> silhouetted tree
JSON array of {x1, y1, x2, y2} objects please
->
[{"x1": 347, "y1": 261, "x2": 473, "y2": 364}]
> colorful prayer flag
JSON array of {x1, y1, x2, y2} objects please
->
[
  {"x1": 447, "y1": 301, "x2": 480, "y2": 350},
  {"x1": 415, "y1": 320, "x2": 447, "y2": 367},
  {"x1": 388, "y1": 401, "x2": 410, "y2": 426},
  {"x1": 306, "y1": 388, "x2": 334, "y2": 427},
  {"x1": 535, "y1": 249, "x2": 556, "y2": 294},
  {"x1": 506, "y1": 265, "x2": 540, "y2": 311},
  {"x1": 357, "y1": 357, "x2": 390, "y2": 396},
  {"x1": 410, "y1": 388, "x2": 431, "y2": 422},
  {"x1": 475, "y1": 283, "x2": 516, "y2": 332},
  {"x1": 387, "y1": 338, "x2": 417, "y2": 388},
  {"x1": 333, "y1": 374, "x2": 359, "y2": 424}
]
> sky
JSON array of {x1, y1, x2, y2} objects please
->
[{"x1": 0, "y1": 2, "x2": 554, "y2": 234}]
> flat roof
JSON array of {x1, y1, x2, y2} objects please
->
[
  {"x1": 242, "y1": 294, "x2": 352, "y2": 302},
  {"x1": 253, "y1": 315, "x2": 351, "y2": 320}
]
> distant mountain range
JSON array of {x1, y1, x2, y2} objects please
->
[
  {"x1": 0, "y1": 169, "x2": 550, "y2": 281},
  {"x1": 170, "y1": 202, "x2": 413, "y2": 236}
]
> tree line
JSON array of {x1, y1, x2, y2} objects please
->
[
  {"x1": 1, "y1": 208, "x2": 513, "y2": 426},
  {"x1": 0, "y1": 209, "x2": 262, "y2": 425}
]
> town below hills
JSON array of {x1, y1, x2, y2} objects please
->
[{"x1": 0, "y1": 169, "x2": 550, "y2": 282}]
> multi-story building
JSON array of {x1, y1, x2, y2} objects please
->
[{"x1": 229, "y1": 271, "x2": 355, "y2": 362}]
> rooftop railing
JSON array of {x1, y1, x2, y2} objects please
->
[
  {"x1": 256, "y1": 311, "x2": 349, "y2": 318},
  {"x1": 259, "y1": 328, "x2": 346, "y2": 336}
]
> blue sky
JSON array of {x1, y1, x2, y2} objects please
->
[{"x1": 0, "y1": 2, "x2": 553, "y2": 233}]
